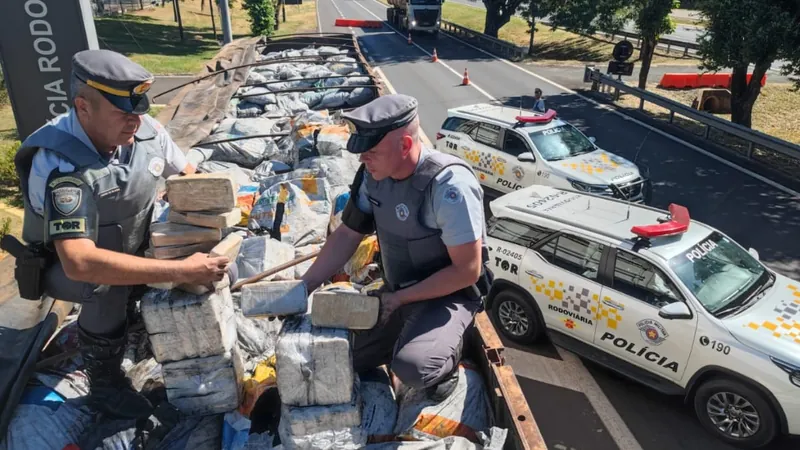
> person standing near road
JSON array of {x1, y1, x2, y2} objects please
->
[
  {"x1": 301, "y1": 94, "x2": 493, "y2": 400},
  {"x1": 13, "y1": 49, "x2": 230, "y2": 419},
  {"x1": 533, "y1": 88, "x2": 546, "y2": 112}
]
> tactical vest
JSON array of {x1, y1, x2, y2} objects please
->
[
  {"x1": 365, "y1": 150, "x2": 489, "y2": 291},
  {"x1": 15, "y1": 117, "x2": 164, "y2": 255}
]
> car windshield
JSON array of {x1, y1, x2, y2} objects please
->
[
  {"x1": 527, "y1": 125, "x2": 595, "y2": 161},
  {"x1": 668, "y1": 232, "x2": 767, "y2": 314}
]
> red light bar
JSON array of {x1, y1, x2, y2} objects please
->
[
  {"x1": 631, "y1": 203, "x2": 690, "y2": 239},
  {"x1": 515, "y1": 109, "x2": 557, "y2": 124},
  {"x1": 335, "y1": 18, "x2": 383, "y2": 28}
]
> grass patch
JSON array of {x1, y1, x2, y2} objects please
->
[
  {"x1": 439, "y1": 3, "x2": 698, "y2": 66},
  {"x1": 614, "y1": 82, "x2": 800, "y2": 179},
  {"x1": 274, "y1": 0, "x2": 319, "y2": 35},
  {"x1": 95, "y1": 0, "x2": 252, "y2": 74}
]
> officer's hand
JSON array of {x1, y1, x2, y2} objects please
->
[{"x1": 181, "y1": 253, "x2": 230, "y2": 286}]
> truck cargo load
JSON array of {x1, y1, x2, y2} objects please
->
[{"x1": 0, "y1": 33, "x2": 545, "y2": 450}]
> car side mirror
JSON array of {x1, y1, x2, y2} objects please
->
[
  {"x1": 748, "y1": 248, "x2": 760, "y2": 261},
  {"x1": 518, "y1": 152, "x2": 535, "y2": 162},
  {"x1": 589, "y1": 137, "x2": 597, "y2": 144},
  {"x1": 658, "y1": 302, "x2": 692, "y2": 320}
]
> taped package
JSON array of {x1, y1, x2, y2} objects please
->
[
  {"x1": 249, "y1": 177, "x2": 332, "y2": 246},
  {"x1": 236, "y1": 236, "x2": 296, "y2": 281},
  {"x1": 278, "y1": 384, "x2": 366, "y2": 450},
  {"x1": 241, "y1": 280, "x2": 309, "y2": 317},
  {"x1": 360, "y1": 367, "x2": 399, "y2": 442},
  {"x1": 162, "y1": 347, "x2": 245, "y2": 416},
  {"x1": 276, "y1": 314, "x2": 354, "y2": 407},
  {"x1": 394, "y1": 363, "x2": 493, "y2": 443},
  {"x1": 141, "y1": 286, "x2": 237, "y2": 363}
]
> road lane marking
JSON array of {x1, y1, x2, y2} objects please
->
[{"x1": 348, "y1": 0, "x2": 497, "y2": 101}]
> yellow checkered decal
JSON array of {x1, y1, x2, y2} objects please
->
[
  {"x1": 745, "y1": 284, "x2": 800, "y2": 344},
  {"x1": 562, "y1": 152, "x2": 620, "y2": 175},
  {"x1": 464, "y1": 150, "x2": 505, "y2": 175},
  {"x1": 592, "y1": 297, "x2": 624, "y2": 330}
]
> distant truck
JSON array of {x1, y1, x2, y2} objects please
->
[{"x1": 386, "y1": 0, "x2": 443, "y2": 35}]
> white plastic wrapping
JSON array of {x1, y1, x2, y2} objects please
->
[
  {"x1": 249, "y1": 177, "x2": 332, "y2": 246},
  {"x1": 141, "y1": 287, "x2": 237, "y2": 363},
  {"x1": 236, "y1": 311, "x2": 283, "y2": 372},
  {"x1": 394, "y1": 363, "x2": 493, "y2": 443},
  {"x1": 236, "y1": 236, "x2": 296, "y2": 281},
  {"x1": 315, "y1": 124, "x2": 350, "y2": 156},
  {"x1": 162, "y1": 347, "x2": 245, "y2": 416},
  {"x1": 241, "y1": 280, "x2": 309, "y2": 317},
  {"x1": 278, "y1": 386, "x2": 365, "y2": 450},
  {"x1": 359, "y1": 367, "x2": 398, "y2": 440},
  {"x1": 196, "y1": 160, "x2": 256, "y2": 189},
  {"x1": 276, "y1": 314, "x2": 354, "y2": 407},
  {"x1": 364, "y1": 427, "x2": 508, "y2": 450},
  {"x1": 296, "y1": 154, "x2": 360, "y2": 193}
]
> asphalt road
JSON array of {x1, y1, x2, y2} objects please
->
[{"x1": 320, "y1": 1, "x2": 800, "y2": 449}]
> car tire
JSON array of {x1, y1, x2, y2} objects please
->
[
  {"x1": 693, "y1": 378, "x2": 779, "y2": 449},
  {"x1": 490, "y1": 290, "x2": 544, "y2": 344}
]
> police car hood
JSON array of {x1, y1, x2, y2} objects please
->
[
  {"x1": 549, "y1": 149, "x2": 640, "y2": 186},
  {"x1": 724, "y1": 274, "x2": 800, "y2": 365}
]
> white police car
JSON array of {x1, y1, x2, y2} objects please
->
[
  {"x1": 435, "y1": 103, "x2": 651, "y2": 203},
  {"x1": 484, "y1": 185, "x2": 800, "y2": 448}
]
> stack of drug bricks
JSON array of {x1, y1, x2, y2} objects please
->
[
  {"x1": 240, "y1": 279, "x2": 381, "y2": 449},
  {"x1": 140, "y1": 173, "x2": 248, "y2": 416},
  {"x1": 146, "y1": 172, "x2": 243, "y2": 294}
]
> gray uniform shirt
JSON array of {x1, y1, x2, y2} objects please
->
[
  {"x1": 27, "y1": 110, "x2": 188, "y2": 215},
  {"x1": 353, "y1": 146, "x2": 485, "y2": 247}
]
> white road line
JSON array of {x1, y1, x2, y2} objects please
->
[
  {"x1": 329, "y1": 0, "x2": 354, "y2": 32},
  {"x1": 374, "y1": 66, "x2": 434, "y2": 148},
  {"x1": 391, "y1": 6, "x2": 800, "y2": 197},
  {"x1": 316, "y1": 0, "x2": 322, "y2": 33},
  {"x1": 349, "y1": 0, "x2": 497, "y2": 101}
]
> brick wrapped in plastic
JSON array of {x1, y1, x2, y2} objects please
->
[
  {"x1": 275, "y1": 314, "x2": 354, "y2": 407},
  {"x1": 236, "y1": 236, "x2": 296, "y2": 281},
  {"x1": 249, "y1": 177, "x2": 332, "y2": 246},
  {"x1": 241, "y1": 280, "x2": 309, "y2": 317},
  {"x1": 360, "y1": 367, "x2": 399, "y2": 442},
  {"x1": 394, "y1": 363, "x2": 493, "y2": 443},
  {"x1": 141, "y1": 287, "x2": 237, "y2": 364},
  {"x1": 162, "y1": 347, "x2": 245, "y2": 416},
  {"x1": 196, "y1": 160, "x2": 255, "y2": 187},
  {"x1": 278, "y1": 383, "x2": 366, "y2": 450}
]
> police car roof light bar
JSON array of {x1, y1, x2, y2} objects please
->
[
  {"x1": 515, "y1": 109, "x2": 557, "y2": 124},
  {"x1": 630, "y1": 203, "x2": 690, "y2": 239}
]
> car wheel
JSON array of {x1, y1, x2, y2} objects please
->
[
  {"x1": 490, "y1": 290, "x2": 544, "y2": 344},
  {"x1": 693, "y1": 378, "x2": 779, "y2": 449}
]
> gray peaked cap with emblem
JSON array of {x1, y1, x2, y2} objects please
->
[
  {"x1": 72, "y1": 49, "x2": 155, "y2": 115},
  {"x1": 342, "y1": 94, "x2": 419, "y2": 154}
]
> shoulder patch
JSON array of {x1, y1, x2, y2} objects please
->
[
  {"x1": 443, "y1": 186, "x2": 463, "y2": 204},
  {"x1": 48, "y1": 176, "x2": 84, "y2": 189},
  {"x1": 52, "y1": 186, "x2": 82, "y2": 216},
  {"x1": 148, "y1": 157, "x2": 165, "y2": 177}
]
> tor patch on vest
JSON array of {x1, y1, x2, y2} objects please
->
[
  {"x1": 49, "y1": 218, "x2": 86, "y2": 235},
  {"x1": 148, "y1": 157, "x2": 165, "y2": 177},
  {"x1": 395, "y1": 203, "x2": 410, "y2": 221},
  {"x1": 52, "y1": 186, "x2": 82, "y2": 216},
  {"x1": 443, "y1": 186, "x2": 463, "y2": 204}
]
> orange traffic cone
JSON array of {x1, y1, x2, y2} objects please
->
[
  {"x1": 462, "y1": 68, "x2": 470, "y2": 85},
  {"x1": 407, "y1": 33, "x2": 412, "y2": 45},
  {"x1": 432, "y1": 48, "x2": 439, "y2": 62}
]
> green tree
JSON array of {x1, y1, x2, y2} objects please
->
[
  {"x1": 696, "y1": 0, "x2": 799, "y2": 127},
  {"x1": 545, "y1": 0, "x2": 678, "y2": 89},
  {"x1": 482, "y1": 0, "x2": 527, "y2": 38},
  {"x1": 518, "y1": 0, "x2": 558, "y2": 56},
  {"x1": 242, "y1": 0, "x2": 276, "y2": 36}
]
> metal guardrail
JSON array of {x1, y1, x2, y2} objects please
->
[
  {"x1": 596, "y1": 28, "x2": 700, "y2": 57},
  {"x1": 584, "y1": 67, "x2": 800, "y2": 161},
  {"x1": 440, "y1": 20, "x2": 526, "y2": 62}
]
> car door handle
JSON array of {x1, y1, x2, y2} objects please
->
[
  {"x1": 525, "y1": 269, "x2": 543, "y2": 279},
  {"x1": 602, "y1": 298, "x2": 624, "y2": 311}
]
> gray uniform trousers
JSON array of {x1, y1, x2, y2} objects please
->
[{"x1": 352, "y1": 292, "x2": 481, "y2": 389}]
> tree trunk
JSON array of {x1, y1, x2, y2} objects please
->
[
  {"x1": 528, "y1": 19, "x2": 535, "y2": 56},
  {"x1": 729, "y1": 62, "x2": 769, "y2": 128},
  {"x1": 638, "y1": 35, "x2": 656, "y2": 89},
  {"x1": 484, "y1": 10, "x2": 502, "y2": 37}
]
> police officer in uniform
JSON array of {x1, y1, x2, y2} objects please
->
[
  {"x1": 301, "y1": 94, "x2": 492, "y2": 400},
  {"x1": 14, "y1": 50, "x2": 230, "y2": 419}
]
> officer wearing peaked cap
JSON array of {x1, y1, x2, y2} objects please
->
[
  {"x1": 12, "y1": 50, "x2": 231, "y2": 419},
  {"x1": 302, "y1": 94, "x2": 493, "y2": 401}
]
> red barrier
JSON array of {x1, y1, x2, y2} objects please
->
[
  {"x1": 334, "y1": 18, "x2": 383, "y2": 28},
  {"x1": 658, "y1": 73, "x2": 767, "y2": 89}
]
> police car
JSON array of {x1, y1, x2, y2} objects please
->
[
  {"x1": 484, "y1": 185, "x2": 800, "y2": 448},
  {"x1": 435, "y1": 103, "x2": 651, "y2": 203}
]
